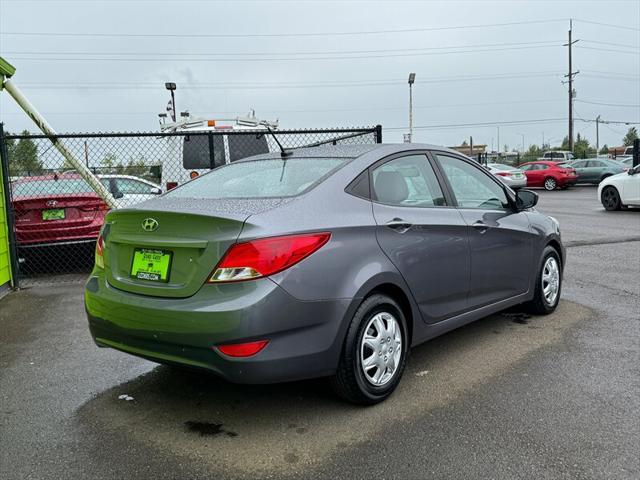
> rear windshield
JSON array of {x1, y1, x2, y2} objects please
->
[
  {"x1": 12, "y1": 178, "x2": 94, "y2": 196},
  {"x1": 167, "y1": 157, "x2": 347, "y2": 199}
]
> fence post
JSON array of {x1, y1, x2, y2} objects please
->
[
  {"x1": 375, "y1": 125, "x2": 383, "y2": 144},
  {"x1": 0, "y1": 124, "x2": 20, "y2": 289},
  {"x1": 633, "y1": 138, "x2": 639, "y2": 168}
]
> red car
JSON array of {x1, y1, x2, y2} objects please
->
[
  {"x1": 11, "y1": 174, "x2": 109, "y2": 247},
  {"x1": 518, "y1": 161, "x2": 578, "y2": 191}
]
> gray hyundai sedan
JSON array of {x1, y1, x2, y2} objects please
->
[{"x1": 85, "y1": 144, "x2": 564, "y2": 404}]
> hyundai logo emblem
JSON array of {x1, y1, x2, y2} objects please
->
[
  {"x1": 141, "y1": 218, "x2": 159, "y2": 232},
  {"x1": 46, "y1": 200, "x2": 58, "y2": 207}
]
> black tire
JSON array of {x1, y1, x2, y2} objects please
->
[
  {"x1": 331, "y1": 294, "x2": 409, "y2": 405},
  {"x1": 601, "y1": 186, "x2": 621, "y2": 211},
  {"x1": 543, "y1": 177, "x2": 557, "y2": 191},
  {"x1": 525, "y1": 246, "x2": 562, "y2": 315}
]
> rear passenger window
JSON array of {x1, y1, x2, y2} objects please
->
[{"x1": 371, "y1": 155, "x2": 445, "y2": 207}]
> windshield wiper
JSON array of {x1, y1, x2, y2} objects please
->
[{"x1": 266, "y1": 126, "x2": 292, "y2": 158}]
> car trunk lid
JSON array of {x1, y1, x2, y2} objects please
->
[{"x1": 102, "y1": 197, "x2": 287, "y2": 298}]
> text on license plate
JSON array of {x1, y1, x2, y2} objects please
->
[{"x1": 130, "y1": 248, "x2": 172, "y2": 282}]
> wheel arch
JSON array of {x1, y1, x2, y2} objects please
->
[{"x1": 365, "y1": 283, "x2": 415, "y2": 345}]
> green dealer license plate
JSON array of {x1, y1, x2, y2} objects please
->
[
  {"x1": 131, "y1": 248, "x2": 172, "y2": 282},
  {"x1": 42, "y1": 209, "x2": 65, "y2": 221}
]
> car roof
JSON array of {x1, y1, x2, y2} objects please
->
[{"x1": 243, "y1": 143, "x2": 464, "y2": 162}]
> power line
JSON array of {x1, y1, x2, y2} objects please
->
[
  {"x1": 0, "y1": 98, "x2": 567, "y2": 116},
  {"x1": 576, "y1": 45, "x2": 640, "y2": 55},
  {"x1": 15, "y1": 72, "x2": 565, "y2": 90},
  {"x1": 574, "y1": 18, "x2": 640, "y2": 32},
  {"x1": 6, "y1": 44, "x2": 562, "y2": 63},
  {"x1": 576, "y1": 99, "x2": 640, "y2": 108},
  {"x1": 0, "y1": 18, "x2": 569, "y2": 39},
  {"x1": 1, "y1": 40, "x2": 562, "y2": 58},
  {"x1": 386, "y1": 118, "x2": 569, "y2": 131},
  {"x1": 581, "y1": 39, "x2": 640, "y2": 50}
]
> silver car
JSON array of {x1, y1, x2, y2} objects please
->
[{"x1": 486, "y1": 163, "x2": 527, "y2": 189}]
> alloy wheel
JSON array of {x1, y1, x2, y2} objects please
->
[
  {"x1": 602, "y1": 187, "x2": 619, "y2": 210},
  {"x1": 544, "y1": 178, "x2": 557, "y2": 190}
]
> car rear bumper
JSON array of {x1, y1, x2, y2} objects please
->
[
  {"x1": 85, "y1": 272, "x2": 351, "y2": 384},
  {"x1": 501, "y1": 176, "x2": 527, "y2": 188},
  {"x1": 559, "y1": 177, "x2": 578, "y2": 187}
]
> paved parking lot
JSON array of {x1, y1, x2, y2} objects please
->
[{"x1": 1, "y1": 186, "x2": 638, "y2": 479}]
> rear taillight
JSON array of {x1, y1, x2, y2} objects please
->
[
  {"x1": 166, "y1": 182, "x2": 178, "y2": 190},
  {"x1": 95, "y1": 234, "x2": 105, "y2": 269},
  {"x1": 208, "y1": 232, "x2": 331, "y2": 283},
  {"x1": 215, "y1": 340, "x2": 269, "y2": 358},
  {"x1": 495, "y1": 172, "x2": 509, "y2": 177}
]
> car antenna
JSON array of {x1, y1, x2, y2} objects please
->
[{"x1": 266, "y1": 126, "x2": 292, "y2": 158}]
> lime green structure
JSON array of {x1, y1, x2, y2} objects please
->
[
  {"x1": 0, "y1": 57, "x2": 16, "y2": 291},
  {"x1": 0, "y1": 160, "x2": 12, "y2": 290}
]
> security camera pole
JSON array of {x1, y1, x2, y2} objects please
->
[
  {"x1": 408, "y1": 73, "x2": 416, "y2": 143},
  {"x1": 0, "y1": 56, "x2": 116, "y2": 208}
]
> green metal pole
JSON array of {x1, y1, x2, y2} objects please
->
[{"x1": 0, "y1": 56, "x2": 116, "y2": 208}]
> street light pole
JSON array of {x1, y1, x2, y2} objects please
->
[
  {"x1": 596, "y1": 114, "x2": 601, "y2": 152},
  {"x1": 520, "y1": 133, "x2": 525, "y2": 153},
  {"x1": 165, "y1": 82, "x2": 177, "y2": 122},
  {"x1": 408, "y1": 73, "x2": 416, "y2": 143}
]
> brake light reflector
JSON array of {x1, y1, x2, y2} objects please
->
[
  {"x1": 216, "y1": 340, "x2": 269, "y2": 358},
  {"x1": 95, "y1": 233, "x2": 105, "y2": 269},
  {"x1": 209, "y1": 232, "x2": 331, "y2": 283}
]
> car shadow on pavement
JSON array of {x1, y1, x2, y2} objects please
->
[{"x1": 76, "y1": 301, "x2": 590, "y2": 477}]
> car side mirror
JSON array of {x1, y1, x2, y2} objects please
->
[
  {"x1": 152, "y1": 187, "x2": 162, "y2": 194},
  {"x1": 515, "y1": 189, "x2": 538, "y2": 211},
  {"x1": 628, "y1": 166, "x2": 638, "y2": 175},
  {"x1": 112, "y1": 191, "x2": 124, "y2": 199}
]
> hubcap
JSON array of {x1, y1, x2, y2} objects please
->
[
  {"x1": 545, "y1": 179, "x2": 556, "y2": 190},
  {"x1": 360, "y1": 312, "x2": 402, "y2": 386},
  {"x1": 542, "y1": 256, "x2": 560, "y2": 306}
]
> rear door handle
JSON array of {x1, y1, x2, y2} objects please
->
[
  {"x1": 386, "y1": 218, "x2": 413, "y2": 233},
  {"x1": 472, "y1": 221, "x2": 489, "y2": 234}
]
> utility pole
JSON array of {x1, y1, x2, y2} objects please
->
[
  {"x1": 520, "y1": 133, "x2": 525, "y2": 153},
  {"x1": 596, "y1": 115, "x2": 601, "y2": 152},
  {"x1": 564, "y1": 19, "x2": 579, "y2": 151},
  {"x1": 497, "y1": 126, "x2": 500, "y2": 153}
]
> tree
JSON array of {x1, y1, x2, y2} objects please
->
[
  {"x1": 573, "y1": 133, "x2": 593, "y2": 159},
  {"x1": 100, "y1": 153, "x2": 118, "y2": 169},
  {"x1": 560, "y1": 136, "x2": 570, "y2": 150},
  {"x1": 623, "y1": 127, "x2": 638, "y2": 146},
  {"x1": 599, "y1": 144, "x2": 609, "y2": 155},
  {"x1": 10, "y1": 130, "x2": 43, "y2": 174}
]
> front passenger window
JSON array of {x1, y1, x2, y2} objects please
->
[{"x1": 436, "y1": 154, "x2": 509, "y2": 210}]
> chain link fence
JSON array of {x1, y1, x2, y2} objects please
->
[{"x1": 0, "y1": 125, "x2": 382, "y2": 286}]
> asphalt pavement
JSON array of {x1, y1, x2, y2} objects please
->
[{"x1": 1, "y1": 186, "x2": 638, "y2": 479}]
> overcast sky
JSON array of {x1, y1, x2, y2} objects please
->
[{"x1": 0, "y1": 0, "x2": 638, "y2": 150}]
